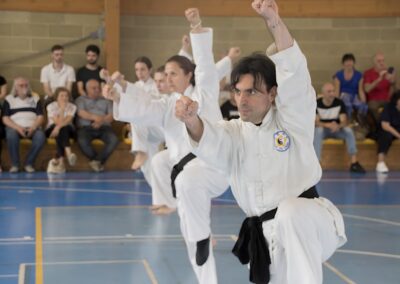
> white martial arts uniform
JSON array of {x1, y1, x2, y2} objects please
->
[
  {"x1": 113, "y1": 29, "x2": 229, "y2": 284},
  {"x1": 129, "y1": 78, "x2": 164, "y2": 183},
  {"x1": 185, "y1": 41, "x2": 347, "y2": 284}
]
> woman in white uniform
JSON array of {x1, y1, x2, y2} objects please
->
[
  {"x1": 175, "y1": 1, "x2": 347, "y2": 283},
  {"x1": 103, "y1": 9, "x2": 229, "y2": 284}
]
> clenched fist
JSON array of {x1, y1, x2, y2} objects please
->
[
  {"x1": 102, "y1": 84, "x2": 120, "y2": 103},
  {"x1": 228, "y1": 47, "x2": 242, "y2": 61},
  {"x1": 185, "y1": 8, "x2": 201, "y2": 27},
  {"x1": 175, "y1": 95, "x2": 199, "y2": 123},
  {"x1": 252, "y1": 0, "x2": 279, "y2": 26}
]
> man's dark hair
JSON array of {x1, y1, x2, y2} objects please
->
[
  {"x1": 390, "y1": 90, "x2": 400, "y2": 106},
  {"x1": 51, "y1": 44, "x2": 64, "y2": 52},
  {"x1": 341, "y1": 53, "x2": 356, "y2": 64},
  {"x1": 155, "y1": 65, "x2": 165, "y2": 73},
  {"x1": 166, "y1": 55, "x2": 196, "y2": 86},
  {"x1": 134, "y1": 56, "x2": 153, "y2": 70},
  {"x1": 86, "y1": 44, "x2": 100, "y2": 55},
  {"x1": 231, "y1": 54, "x2": 277, "y2": 92}
]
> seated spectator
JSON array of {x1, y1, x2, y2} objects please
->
[
  {"x1": 314, "y1": 82, "x2": 366, "y2": 173},
  {"x1": 220, "y1": 89, "x2": 239, "y2": 120},
  {"x1": 2, "y1": 77, "x2": 45, "y2": 173},
  {"x1": 40, "y1": 44, "x2": 76, "y2": 104},
  {"x1": 76, "y1": 44, "x2": 104, "y2": 97},
  {"x1": 363, "y1": 52, "x2": 396, "y2": 126},
  {"x1": 0, "y1": 75, "x2": 7, "y2": 101},
  {"x1": 45, "y1": 87, "x2": 77, "y2": 174},
  {"x1": 0, "y1": 75, "x2": 7, "y2": 172},
  {"x1": 376, "y1": 90, "x2": 400, "y2": 173},
  {"x1": 75, "y1": 79, "x2": 118, "y2": 172},
  {"x1": 334, "y1": 53, "x2": 368, "y2": 122}
]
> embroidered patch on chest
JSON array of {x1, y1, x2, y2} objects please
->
[{"x1": 273, "y1": 130, "x2": 290, "y2": 152}]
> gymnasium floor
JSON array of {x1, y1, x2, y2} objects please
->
[{"x1": 0, "y1": 170, "x2": 399, "y2": 284}]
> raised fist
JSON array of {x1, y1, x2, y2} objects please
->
[
  {"x1": 102, "y1": 84, "x2": 120, "y2": 103},
  {"x1": 99, "y1": 68, "x2": 110, "y2": 82},
  {"x1": 175, "y1": 95, "x2": 199, "y2": 123},
  {"x1": 251, "y1": 0, "x2": 279, "y2": 22},
  {"x1": 185, "y1": 8, "x2": 201, "y2": 27},
  {"x1": 228, "y1": 47, "x2": 242, "y2": 61}
]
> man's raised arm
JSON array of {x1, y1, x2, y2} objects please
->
[{"x1": 252, "y1": 0, "x2": 293, "y2": 52}]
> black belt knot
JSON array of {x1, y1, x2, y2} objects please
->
[{"x1": 232, "y1": 186, "x2": 319, "y2": 284}]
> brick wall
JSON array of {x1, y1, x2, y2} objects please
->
[
  {"x1": 0, "y1": 11, "x2": 105, "y2": 94},
  {"x1": 0, "y1": 11, "x2": 399, "y2": 95}
]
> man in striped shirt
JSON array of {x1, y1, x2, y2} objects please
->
[{"x1": 2, "y1": 77, "x2": 45, "y2": 173}]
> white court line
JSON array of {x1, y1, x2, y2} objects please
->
[
  {"x1": 337, "y1": 249, "x2": 400, "y2": 260},
  {"x1": 18, "y1": 264, "x2": 26, "y2": 284},
  {"x1": 44, "y1": 234, "x2": 234, "y2": 241},
  {"x1": 343, "y1": 213, "x2": 400, "y2": 227},
  {"x1": 323, "y1": 262, "x2": 356, "y2": 284},
  {"x1": 0, "y1": 274, "x2": 18, "y2": 278},
  {"x1": 0, "y1": 178, "x2": 146, "y2": 183},
  {"x1": 0, "y1": 185, "x2": 152, "y2": 196},
  {"x1": 21, "y1": 259, "x2": 158, "y2": 283},
  {"x1": 0, "y1": 237, "x2": 34, "y2": 242},
  {"x1": 322, "y1": 178, "x2": 400, "y2": 182}
]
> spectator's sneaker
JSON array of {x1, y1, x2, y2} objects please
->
[
  {"x1": 376, "y1": 161, "x2": 389, "y2": 173},
  {"x1": 67, "y1": 153, "x2": 77, "y2": 166},
  {"x1": 47, "y1": 159, "x2": 57, "y2": 173},
  {"x1": 350, "y1": 162, "x2": 366, "y2": 173},
  {"x1": 9, "y1": 166, "x2": 19, "y2": 173},
  {"x1": 47, "y1": 159, "x2": 66, "y2": 174},
  {"x1": 89, "y1": 160, "x2": 102, "y2": 172},
  {"x1": 24, "y1": 165, "x2": 35, "y2": 173}
]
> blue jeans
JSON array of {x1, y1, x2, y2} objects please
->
[
  {"x1": 5, "y1": 127, "x2": 46, "y2": 167},
  {"x1": 77, "y1": 125, "x2": 119, "y2": 164},
  {"x1": 313, "y1": 126, "x2": 357, "y2": 160}
]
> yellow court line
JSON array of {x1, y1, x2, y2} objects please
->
[
  {"x1": 35, "y1": 208, "x2": 43, "y2": 284},
  {"x1": 142, "y1": 259, "x2": 158, "y2": 284}
]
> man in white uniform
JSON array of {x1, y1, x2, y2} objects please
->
[
  {"x1": 103, "y1": 9, "x2": 229, "y2": 283},
  {"x1": 175, "y1": 1, "x2": 347, "y2": 283}
]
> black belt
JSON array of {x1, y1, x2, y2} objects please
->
[
  {"x1": 232, "y1": 186, "x2": 319, "y2": 284},
  {"x1": 170, "y1": 153, "x2": 196, "y2": 198}
]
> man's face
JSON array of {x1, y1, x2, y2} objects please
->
[
  {"x1": 322, "y1": 83, "x2": 336, "y2": 103},
  {"x1": 14, "y1": 79, "x2": 29, "y2": 98},
  {"x1": 52, "y1": 49, "x2": 64, "y2": 64},
  {"x1": 233, "y1": 74, "x2": 276, "y2": 124},
  {"x1": 154, "y1": 72, "x2": 169, "y2": 94},
  {"x1": 86, "y1": 80, "x2": 101, "y2": 99},
  {"x1": 135, "y1": 62, "x2": 151, "y2": 82},
  {"x1": 86, "y1": 51, "x2": 98, "y2": 65},
  {"x1": 165, "y1": 62, "x2": 192, "y2": 94},
  {"x1": 374, "y1": 54, "x2": 386, "y2": 71}
]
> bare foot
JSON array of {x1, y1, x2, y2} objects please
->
[
  {"x1": 211, "y1": 237, "x2": 217, "y2": 248},
  {"x1": 149, "y1": 204, "x2": 164, "y2": 211},
  {"x1": 152, "y1": 206, "x2": 176, "y2": 215},
  {"x1": 131, "y1": 151, "x2": 148, "y2": 170}
]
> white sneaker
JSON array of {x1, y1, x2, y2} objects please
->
[
  {"x1": 24, "y1": 165, "x2": 35, "y2": 173},
  {"x1": 67, "y1": 153, "x2": 77, "y2": 166},
  {"x1": 47, "y1": 159, "x2": 66, "y2": 174},
  {"x1": 9, "y1": 166, "x2": 19, "y2": 173},
  {"x1": 89, "y1": 160, "x2": 103, "y2": 172},
  {"x1": 376, "y1": 161, "x2": 389, "y2": 173}
]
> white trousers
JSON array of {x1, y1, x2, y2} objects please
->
[
  {"x1": 150, "y1": 149, "x2": 177, "y2": 208},
  {"x1": 261, "y1": 197, "x2": 347, "y2": 284},
  {"x1": 151, "y1": 153, "x2": 229, "y2": 283}
]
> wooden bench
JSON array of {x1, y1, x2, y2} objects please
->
[{"x1": 321, "y1": 138, "x2": 400, "y2": 170}]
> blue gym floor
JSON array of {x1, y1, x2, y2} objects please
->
[{"x1": 0, "y1": 170, "x2": 399, "y2": 284}]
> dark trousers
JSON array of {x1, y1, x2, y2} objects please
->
[
  {"x1": 77, "y1": 125, "x2": 119, "y2": 164},
  {"x1": 45, "y1": 124, "x2": 75, "y2": 158},
  {"x1": 377, "y1": 129, "x2": 398, "y2": 154}
]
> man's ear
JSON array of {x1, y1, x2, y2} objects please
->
[{"x1": 269, "y1": 86, "x2": 277, "y2": 102}]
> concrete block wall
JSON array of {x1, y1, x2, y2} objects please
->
[
  {"x1": 0, "y1": 11, "x2": 105, "y2": 95},
  {"x1": 0, "y1": 11, "x2": 399, "y2": 95},
  {"x1": 121, "y1": 15, "x2": 400, "y2": 92}
]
